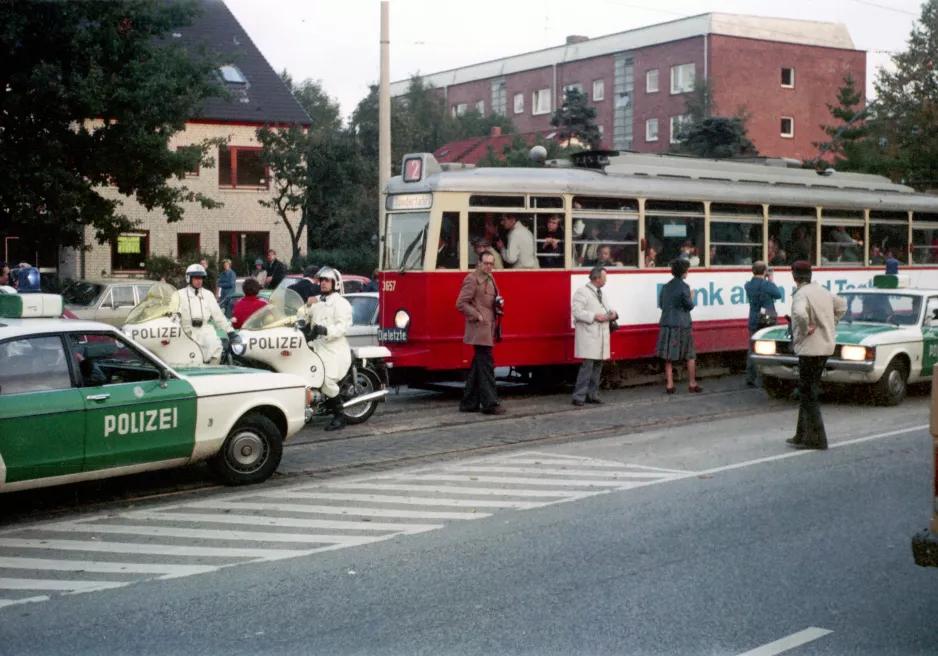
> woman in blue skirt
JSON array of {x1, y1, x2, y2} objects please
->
[{"x1": 655, "y1": 258, "x2": 701, "y2": 394}]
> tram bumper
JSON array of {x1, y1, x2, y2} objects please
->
[{"x1": 912, "y1": 529, "x2": 938, "y2": 567}]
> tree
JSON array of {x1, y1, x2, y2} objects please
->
[
  {"x1": 811, "y1": 74, "x2": 878, "y2": 172},
  {"x1": 872, "y1": 0, "x2": 938, "y2": 188},
  {"x1": 671, "y1": 79, "x2": 757, "y2": 158},
  {"x1": 280, "y1": 70, "x2": 342, "y2": 134},
  {"x1": 476, "y1": 134, "x2": 572, "y2": 167},
  {"x1": 0, "y1": 0, "x2": 227, "y2": 250},
  {"x1": 550, "y1": 88, "x2": 601, "y2": 149}
]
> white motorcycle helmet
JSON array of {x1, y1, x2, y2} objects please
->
[
  {"x1": 316, "y1": 266, "x2": 344, "y2": 294},
  {"x1": 185, "y1": 263, "x2": 207, "y2": 285}
]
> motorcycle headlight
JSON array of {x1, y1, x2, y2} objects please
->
[
  {"x1": 394, "y1": 309, "x2": 410, "y2": 330},
  {"x1": 840, "y1": 345, "x2": 871, "y2": 361},
  {"x1": 230, "y1": 335, "x2": 246, "y2": 356},
  {"x1": 753, "y1": 340, "x2": 777, "y2": 356}
]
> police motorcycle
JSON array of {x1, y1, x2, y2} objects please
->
[
  {"x1": 230, "y1": 287, "x2": 389, "y2": 425},
  {"x1": 122, "y1": 282, "x2": 214, "y2": 366}
]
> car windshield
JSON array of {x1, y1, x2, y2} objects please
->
[
  {"x1": 349, "y1": 296, "x2": 378, "y2": 325},
  {"x1": 841, "y1": 293, "x2": 922, "y2": 326},
  {"x1": 242, "y1": 288, "x2": 306, "y2": 331},
  {"x1": 62, "y1": 281, "x2": 104, "y2": 307},
  {"x1": 125, "y1": 282, "x2": 179, "y2": 324}
]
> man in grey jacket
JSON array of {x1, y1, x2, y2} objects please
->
[{"x1": 787, "y1": 260, "x2": 847, "y2": 450}]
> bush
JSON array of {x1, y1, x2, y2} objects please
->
[
  {"x1": 145, "y1": 253, "x2": 219, "y2": 290},
  {"x1": 293, "y1": 248, "x2": 378, "y2": 277}
]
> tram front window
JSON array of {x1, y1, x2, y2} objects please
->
[{"x1": 385, "y1": 212, "x2": 430, "y2": 271}]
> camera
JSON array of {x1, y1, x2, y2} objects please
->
[
  {"x1": 494, "y1": 295, "x2": 505, "y2": 316},
  {"x1": 191, "y1": 319, "x2": 203, "y2": 328}
]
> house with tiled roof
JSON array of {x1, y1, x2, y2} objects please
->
[
  {"x1": 58, "y1": 0, "x2": 311, "y2": 281},
  {"x1": 434, "y1": 127, "x2": 571, "y2": 165}
]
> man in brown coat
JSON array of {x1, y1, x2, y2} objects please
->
[{"x1": 456, "y1": 251, "x2": 506, "y2": 415}]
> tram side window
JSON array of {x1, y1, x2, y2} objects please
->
[
  {"x1": 710, "y1": 203, "x2": 764, "y2": 266},
  {"x1": 469, "y1": 212, "x2": 539, "y2": 269},
  {"x1": 535, "y1": 213, "x2": 565, "y2": 269},
  {"x1": 768, "y1": 206, "x2": 817, "y2": 265},
  {"x1": 869, "y1": 211, "x2": 908, "y2": 265},
  {"x1": 571, "y1": 196, "x2": 640, "y2": 268},
  {"x1": 385, "y1": 212, "x2": 430, "y2": 271},
  {"x1": 912, "y1": 213, "x2": 938, "y2": 265},
  {"x1": 820, "y1": 209, "x2": 864, "y2": 265},
  {"x1": 644, "y1": 200, "x2": 704, "y2": 267},
  {"x1": 436, "y1": 212, "x2": 460, "y2": 270}
]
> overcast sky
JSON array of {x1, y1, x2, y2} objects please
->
[{"x1": 225, "y1": 0, "x2": 923, "y2": 122}]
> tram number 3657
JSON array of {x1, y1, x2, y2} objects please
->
[{"x1": 383, "y1": 280, "x2": 396, "y2": 292}]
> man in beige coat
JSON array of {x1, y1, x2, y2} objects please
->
[
  {"x1": 455, "y1": 251, "x2": 505, "y2": 415},
  {"x1": 572, "y1": 267, "x2": 617, "y2": 406},
  {"x1": 787, "y1": 260, "x2": 847, "y2": 450}
]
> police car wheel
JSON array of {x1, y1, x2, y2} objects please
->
[
  {"x1": 342, "y1": 369, "x2": 380, "y2": 425},
  {"x1": 874, "y1": 359, "x2": 908, "y2": 407},
  {"x1": 212, "y1": 413, "x2": 284, "y2": 485}
]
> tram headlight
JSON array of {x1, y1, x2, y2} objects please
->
[
  {"x1": 394, "y1": 309, "x2": 411, "y2": 330},
  {"x1": 753, "y1": 340, "x2": 776, "y2": 356},
  {"x1": 840, "y1": 345, "x2": 871, "y2": 362}
]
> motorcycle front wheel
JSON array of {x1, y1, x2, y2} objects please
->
[{"x1": 342, "y1": 367, "x2": 380, "y2": 425}]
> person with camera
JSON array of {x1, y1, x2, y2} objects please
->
[
  {"x1": 571, "y1": 266, "x2": 618, "y2": 406},
  {"x1": 744, "y1": 261, "x2": 782, "y2": 387},
  {"x1": 175, "y1": 263, "x2": 235, "y2": 364},
  {"x1": 455, "y1": 251, "x2": 506, "y2": 415}
]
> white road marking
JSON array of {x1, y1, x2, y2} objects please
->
[
  {"x1": 408, "y1": 474, "x2": 647, "y2": 488},
  {"x1": 0, "y1": 538, "x2": 308, "y2": 560},
  {"x1": 120, "y1": 511, "x2": 442, "y2": 534},
  {"x1": 263, "y1": 491, "x2": 544, "y2": 509},
  {"x1": 0, "y1": 596, "x2": 49, "y2": 609},
  {"x1": 186, "y1": 500, "x2": 491, "y2": 520},
  {"x1": 42, "y1": 522, "x2": 382, "y2": 545},
  {"x1": 326, "y1": 483, "x2": 590, "y2": 498},
  {"x1": 0, "y1": 557, "x2": 215, "y2": 578},
  {"x1": 0, "y1": 578, "x2": 128, "y2": 592},
  {"x1": 442, "y1": 466, "x2": 680, "y2": 479},
  {"x1": 736, "y1": 627, "x2": 833, "y2": 655}
]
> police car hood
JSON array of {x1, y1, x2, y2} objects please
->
[
  {"x1": 753, "y1": 323, "x2": 916, "y2": 346},
  {"x1": 174, "y1": 365, "x2": 259, "y2": 377},
  {"x1": 173, "y1": 366, "x2": 308, "y2": 392}
]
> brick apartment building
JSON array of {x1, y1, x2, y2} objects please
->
[{"x1": 392, "y1": 13, "x2": 866, "y2": 163}]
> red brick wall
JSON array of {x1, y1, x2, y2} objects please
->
[
  {"x1": 630, "y1": 36, "x2": 706, "y2": 153},
  {"x1": 708, "y1": 35, "x2": 866, "y2": 161},
  {"x1": 555, "y1": 55, "x2": 616, "y2": 146}
]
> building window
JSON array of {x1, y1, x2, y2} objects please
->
[
  {"x1": 513, "y1": 93, "x2": 524, "y2": 114},
  {"x1": 564, "y1": 83, "x2": 583, "y2": 96},
  {"x1": 491, "y1": 79, "x2": 507, "y2": 115},
  {"x1": 452, "y1": 103, "x2": 468, "y2": 117},
  {"x1": 593, "y1": 79, "x2": 605, "y2": 101},
  {"x1": 218, "y1": 146, "x2": 268, "y2": 189},
  {"x1": 475, "y1": 99, "x2": 485, "y2": 114},
  {"x1": 533, "y1": 88, "x2": 552, "y2": 115},
  {"x1": 781, "y1": 117, "x2": 794, "y2": 138},
  {"x1": 219, "y1": 65, "x2": 248, "y2": 87},
  {"x1": 597, "y1": 124, "x2": 605, "y2": 143},
  {"x1": 177, "y1": 233, "x2": 200, "y2": 257},
  {"x1": 670, "y1": 63, "x2": 695, "y2": 94},
  {"x1": 111, "y1": 232, "x2": 149, "y2": 272},
  {"x1": 176, "y1": 146, "x2": 200, "y2": 177},
  {"x1": 219, "y1": 231, "x2": 270, "y2": 262},
  {"x1": 670, "y1": 115, "x2": 690, "y2": 144},
  {"x1": 646, "y1": 69, "x2": 659, "y2": 94},
  {"x1": 781, "y1": 67, "x2": 795, "y2": 88},
  {"x1": 646, "y1": 118, "x2": 659, "y2": 142}
]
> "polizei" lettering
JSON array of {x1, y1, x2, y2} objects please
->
[
  {"x1": 247, "y1": 335, "x2": 305, "y2": 351},
  {"x1": 104, "y1": 407, "x2": 178, "y2": 437},
  {"x1": 129, "y1": 326, "x2": 182, "y2": 340}
]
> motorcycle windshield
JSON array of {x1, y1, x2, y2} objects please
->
[
  {"x1": 125, "y1": 282, "x2": 180, "y2": 324},
  {"x1": 242, "y1": 288, "x2": 306, "y2": 331}
]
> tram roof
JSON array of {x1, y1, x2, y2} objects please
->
[{"x1": 387, "y1": 153, "x2": 938, "y2": 215}]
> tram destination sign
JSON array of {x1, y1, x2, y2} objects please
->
[{"x1": 378, "y1": 328, "x2": 409, "y2": 343}]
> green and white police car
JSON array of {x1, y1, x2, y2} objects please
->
[
  {"x1": 0, "y1": 293, "x2": 310, "y2": 493},
  {"x1": 751, "y1": 274, "x2": 938, "y2": 406}
]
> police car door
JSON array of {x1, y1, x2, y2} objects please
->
[
  {"x1": 66, "y1": 332, "x2": 198, "y2": 472},
  {"x1": 0, "y1": 335, "x2": 85, "y2": 485},
  {"x1": 922, "y1": 296, "x2": 938, "y2": 377}
]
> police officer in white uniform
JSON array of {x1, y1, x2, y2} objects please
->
[
  {"x1": 305, "y1": 266, "x2": 352, "y2": 431},
  {"x1": 175, "y1": 263, "x2": 235, "y2": 364}
]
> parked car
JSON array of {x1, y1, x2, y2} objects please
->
[
  {"x1": 274, "y1": 274, "x2": 371, "y2": 295},
  {"x1": 346, "y1": 292, "x2": 380, "y2": 348},
  {"x1": 62, "y1": 279, "x2": 155, "y2": 327}
]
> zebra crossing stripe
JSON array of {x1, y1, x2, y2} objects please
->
[
  {"x1": 442, "y1": 466, "x2": 681, "y2": 478},
  {"x1": 40, "y1": 522, "x2": 383, "y2": 545},
  {"x1": 0, "y1": 557, "x2": 216, "y2": 578},
  {"x1": 119, "y1": 511, "x2": 443, "y2": 534},
  {"x1": 321, "y1": 483, "x2": 590, "y2": 498},
  {"x1": 407, "y1": 474, "x2": 648, "y2": 487},
  {"x1": 0, "y1": 578, "x2": 128, "y2": 592},
  {"x1": 262, "y1": 491, "x2": 544, "y2": 509},
  {"x1": 186, "y1": 500, "x2": 491, "y2": 520},
  {"x1": 0, "y1": 538, "x2": 308, "y2": 560}
]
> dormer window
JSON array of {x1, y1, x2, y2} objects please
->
[{"x1": 219, "y1": 65, "x2": 247, "y2": 87}]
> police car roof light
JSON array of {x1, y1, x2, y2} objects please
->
[
  {"x1": 872, "y1": 274, "x2": 910, "y2": 289},
  {"x1": 0, "y1": 293, "x2": 65, "y2": 319}
]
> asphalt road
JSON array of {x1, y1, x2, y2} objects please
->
[{"x1": 1, "y1": 396, "x2": 935, "y2": 655}]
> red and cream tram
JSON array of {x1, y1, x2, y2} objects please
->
[{"x1": 377, "y1": 150, "x2": 938, "y2": 387}]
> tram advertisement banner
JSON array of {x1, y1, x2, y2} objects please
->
[{"x1": 570, "y1": 269, "x2": 938, "y2": 327}]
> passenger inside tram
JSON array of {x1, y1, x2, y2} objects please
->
[{"x1": 536, "y1": 214, "x2": 564, "y2": 268}]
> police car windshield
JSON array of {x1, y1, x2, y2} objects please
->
[
  {"x1": 841, "y1": 292, "x2": 921, "y2": 326},
  {"x1": 125, "y1": 283, "x2": 179, "y2": 324},
  {"x1": 62, "y1": 281, "x2": 104, "y2": 307}
]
